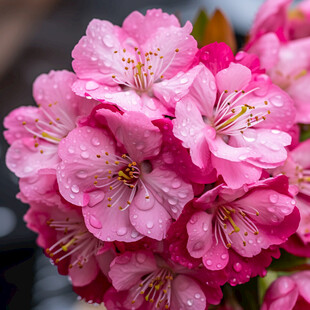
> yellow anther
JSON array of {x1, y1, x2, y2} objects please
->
[
  {"x1": 41, "y1": 132, "x2": 61, "y2": 142},
  {"x1": 118, "y1": 171, "x2": 131, "y2": 180},
  {"x1": 96, "y1": 154, "x2": 101, "y2": 158},
  {"x1": 61, "y1": 238, "x2": 77, "y2": 252},
  {"x1": 218, "y1": 106, "x2": 248, "y2": 130}
]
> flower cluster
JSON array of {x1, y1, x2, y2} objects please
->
[{"x1": 4, "y1": 2, "x2": 310, "y2": 309}]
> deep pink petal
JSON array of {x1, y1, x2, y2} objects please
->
[
  {"x1": 292, "y1": 271, "x2": 310, "y2": 303},
  {"x1": 202, "y1": 240, "x2": 229, "y2": 271},
  {"x1": 186, "y1": 211, "x2": 213, "y2": 258},
  {"x1": 109, "y1": 251, "x2": 157, "y2": 291},
  {"x1": 96, "y1": 109, "x2": 162, "y2": 162},
  {"x1": 170, "y1": 275, "x2": 206, "y2": 310}
]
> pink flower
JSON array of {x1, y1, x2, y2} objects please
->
[
  {"x1": 56, "y1": 108, "x2": 193, "y2": 242},
  {"x1": 169, "y1": 176, "x2": 299, "y2": 285},
  {"x1": 24, "y1": 199, "x2": 114, "y2": 291},
  {"x1": 173, "y1": 56, "x2": 294, "y2": 188},
  {"x1": 106, "y1": 249, "x2": 225, "y2": 309},
  {"x1": 71, "y1": 9, "x2": 198, "y2": 118},
  {"x1": 4, "y1": 70, "x2": 96, "y2": 178},
  {"x1": 272, "y1": 140, "x2": 310, "y2": 256},
  {"x1": 246, "y1": 0, "x2": 310, "y2": 124},
  {"x1": 262, "y1": 271, "x2": 310, "y2": 310}
]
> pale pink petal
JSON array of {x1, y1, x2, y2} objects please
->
[
  {"x1": 82, "y1": 201, "x2": 142, "y2": 242},
  {"x1": 96, "y1": 109, "x2": 162, "y2": 162},
  {"x1": 173, "y1": 98, "x2": 209, "y2": 169},
  {"x1": 122, "y1": 9, "x2": 180, "y2": 45},
  {"x1": 287, "y1": 74, "x2": 310, "y2": 124},
  {"x1": 57, "y1": 126, "x2": 116, "y2": 206},
  {"x1": 96, "y1": 249, "x2": 116, "y2": 277},
  {"x1": 295, "y1": 196, "x2": 310, "y2": 244},
  {"x1": 211, "y1": 155, "x2": 262, "y2": 189},
  {"x1": 3, "y1": 106, "x2": 41, "y2": 144},
  {"x1": 6, "y1": 138, "x2": 59, "y2": 178},
  {"x1": 292, "y1": 271, "x2": 310, "y2": 303},
  {"x1": 291, "y1": 139, "x2": 310, "y2": 168},
  {"x1": 69, "y1": 255, "x2": 99, "y2": 287},
  {"x1": 250, "y1": 0, "x2": 291, "y2": 38},
  {"x1": 72, "y1": 19, "x2": 135, "y2": 86},
  {"x1": 170, "y1": 275, "x2": 206, "y2": 310},
  {"x1": 152, "y1": 64, "x2": 203, "y2": 112},
  {"x1": 141, "y1": 21, "x2": 197, "y2": 79},
  {"x1": 186, "y1": 211, "x2": 213, "y2": 258},
  {"x1": 216, "y1": 63, "x2": 252, "y2": 95},
  {"x1": 109, "y1": 251, "x2": 157, "y2": 291},
  {"x1": 262, "y1": 276, "x2": 299, "y2": 310},
  {"x1": 247, "y1": 33, "x2": 280, "y2": 70}
]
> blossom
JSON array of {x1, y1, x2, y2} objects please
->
[
  {"x1": 246, "y1": 0, "x2": 310, "y2": 124},
  {"x1": 106, "y1": 249, "x2": 225, "y2": 309},
  {"x1": 56, "y1": 108, "x2": 193, "y2": 242},
  {"x1": 272, "y1": 140, "x2": 310, "y2": 256},
  {"x1": 71, "y1": 9, "x2": 198, "y2": 118},
  {"x1": 168, "y1": 176, "x2": 299, "y2": 285},
  {"x1": 173, "y1": 55, "x2": 294, "y2": 188},
  {"x1": 262, "y1": 271, "x2": 310, "y2": 310},
  {"x1": 24, "y1": 198, "x2": 114, "y2": 295},
  {"x1": 4, "y1": 70, "x2": 96, "y2": 177}
]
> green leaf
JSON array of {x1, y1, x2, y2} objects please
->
[
  {"x1": 192, "y1": 9, "x2": 209, "y2": 47},
  {"x1": 258, "y1": 271, "x2": 278, "y2": 304},
  {"x1": 300, "y1": 124, "x2": 310, "y2": 141},
  {"x1": 269, "y1": 249, "x2": 309, "y2": 271}
]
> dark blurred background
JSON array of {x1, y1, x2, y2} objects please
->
[{"x1": 0, "y1": 0, "x2": 286, "y2": 309}]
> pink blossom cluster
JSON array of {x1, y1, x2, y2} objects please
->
[{"x1": 4, "y1": 1, "x2": 310, "y2": 309}]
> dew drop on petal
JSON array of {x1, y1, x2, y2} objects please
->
[
  {"x1": 187, "y1": 299, "x2": 193, "y2": 307},
  {"x1": 131, "y1": 230, "x2": 139, "y2": 238},
  {"x1": 103, "y1": 34, "x2": 114, "y2": 48},
  {"x1": 136, "y1": 252, "x2": 146, "y2": 264},
  {"x1": 71, "y1": 184, "x2": 80, "y2": 193},
  {"x1": 172, "y1": 179, "x2": 181, "y2": 189},
  {"x1": 89, "y1": 215, "x2": 102, "y2": 229},
  {"x1": 180, "y1": 78, "x2": 188, "y2": 84},
  {"x1": 117, "y1": 227, "x2": 128, "y2": 236},
  {"x1": 194, "y1": 293, "x2": 201, "y2": 299},
  {"x1": 81, "y1": 151, "x2": 90, "y2": 159},
  {"x1": 206, "y1": 259, "x2": 212, "y2": 266},
  {"x1": 146, "y1": 221, "x2": 154, "y2": 229},
  {"x1": 269, "y1": 194, "x2": 279, "y2": 204},
  {"x1": 85, "y1": 81, "x2": 99, "y2": 91},
  {"x1": 91, "y1": 137, "x2": 100, "y2": 146},
  {"x1": 270, "y1": 95, "x2": 284, "y2": 107},
  {"x1": 68, "y1": 146, "x2": 75, "y2": 154}
]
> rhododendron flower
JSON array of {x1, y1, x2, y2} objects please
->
[
  {"x1": 246, "y1": 0, "x2": 310, "y2": 124},
  {"x1": 169, "y1": 176, "x2": 299, "y2": 285},
  {"x1": 24, "y1": 199, "x2": 114, "y2": 291},
  {"x1": 106, "y1": 249, "x2": 225, "y2": 309},
  {"x1": 272, "y1": 140, "x2": 310, "y2": 256},
  {"x1": 262, "y1": 271, "x2": 310, "y2": 310},
  {"x1": 4, "y1": 70, "x2": 96, "y2": 177},
  {"x1": 71, "y1": 9, "x2": 198, "y2": 118},
  {"x1": 57, "y1": 108, "x2": 193, "y2": 242},
  {"x1": 173, "y1": 58, "x2": 294, "y2": 188}
]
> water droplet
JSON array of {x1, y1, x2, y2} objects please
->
[
  {"x1": 136, "y1": 252, "x2": 146, "y2": 264},
  {"x1": 172, "y1": 179, "x2": 181, "y2": 189},
  {"x1": 206, "y1": 259, "x2": 212, "y2": 266},
  {"x1": 269, "y1": 194, "x2": 279, "y2": 204},
  {"x1": 70, "y1": 193, "x2": 75, "y2": 199},
  {"x1": 194, "y1": 293, "x2": 201, "y2": 299},
  {"x1": 187, "y1": 299, "x2": 193, "y2": 306},
  {"x1": 168, "y1": 197, "x2": 177, "y2": 205},
  {"x1": 81, "y1": 151, "x2": 89, "y2": 159},
  {"x1": 178, "y1": 192, "x2": 187, "y2": 199},
  {"x1": 68, "y1": 146, "x2": 75, "y2": 154},
  {"x1": 202, "y1": 222, "x2": 209, "y2": 232},
  {"x1": 146, "y1": 221, "x2": 154, "y2": 229},
  {"x1": 270, "y1": 95, "x2": 284, "y2": 107},
  {"x1": 221, "y1": 254, "x2": 227, "y2": 260},
  {"x1": 117, "y1": 227, "x2": 127, "y2": 236},
  {"x1": 131, "y1": 230, "x2": 139, "y2": 238},
  {"x1": 103, "y1": 34, "x2": 114, "y2": 47},
  {"x1": 171, "y1": 207, "x2": 178, "y2": 213},
  {"x1": 271, "y1": 129, "x2": 280, "y2": 134},
  {"x1": 190, "y1": 215, "x2": 198, "y2": 224},
  {"x1": 80, "y1": 144, "x2": 87, "y2": 151},
  {"x1": 89, "y1": 215, "x2": 102, "y2": 229},
  {"x1": 180, "y1": 78, "x2": 188, "y2": 84},
  {"x1": 209, "y1": 81, "x2": 216, "y2": 90},
  {"x1": 71, "y1": 184, "x2": 79, "y2": 193},
  {"x1": 216, "y1": 263, "x2": 222, "y2": 268},
  {"x1": 133, "y1": 214, "x2": 138, "y2": 219},
  {"x1": 239, "y1": 154, "x2": 247, "y2": 160},
  {"x1": 91, "y1": 137, "x2": 100, "y2": 146},
  {"x1": 85, "y1": 81, "x2": 99, "y2": 91},
  {"x1": 162, "y1": 186, "x2": 170, "y2": 193}
]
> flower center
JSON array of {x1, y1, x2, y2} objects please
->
[
  {"x1": 215, "y1": 205, "x2": 259, "y2": 249},
  {"x1": 22, "y1": 102, "x2": 75, "y2": 153},
  {"x1": 94, "y1": 153, "x2": 150, "y2": 210},
  {"x1": 45, "y1": 217, "x2": 103, "y2": 268},
  {"x1": 111, "y1": 47, "x2": 179, "y2": 92},
  {"x1": 212, "y1": 89, "x2": 270, "y2": 136},
  {"x1": 132, "y1": 267, "x2": 173, "y2": 309},
  {"x1": 292, "y1": 164, "x2": 310, "y2": 193}
]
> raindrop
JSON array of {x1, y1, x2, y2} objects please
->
[
  {"x1": 270, "y1": 95, "x2": 284, "y2": 107},
  {"x1": 103, "y1": 34, "x2": 114, "y2": 47},
  {"x1": 89, "y1": 215, "x2": 102, "y2": 229},
  {"x1": 269, "y1": 194, "x2": 279, "y2": 204},
  {"x1": 81, "y1": 151, "x2": 90, "y2": 159},
  {"x1": 180, "y1": 78, "x2": 188, "y2": 84},
  {"x1": 206, "y1": 259, "x2": 212, "y2": 266},
  {"x1": 91, "y1": 137, "x2": 100, "y2": 146},
  {"x1": 85, "y1": 81, "x2": 99, "y2": 91},
  {"x1": 194, "y1": 293, "x2": 201, "y2": 299},
  {"x1": 146, "y1": 221, "x2": 154, "y2": 229},
  {"x1": 172, "y1": 179, "x2": 181, "y2": 189},
  {"x1": 136, "y1": 252, "x2": 146, "y2": 263},
  {"x1": 187, "y1": 299, "x2": 193, "y2": 306},
  {"x1": 117, "y1": 227, "x2": 128, "y2": 236},
  {"x1": 71, "y1": 184, "x2": 79, "y2": 193}
]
